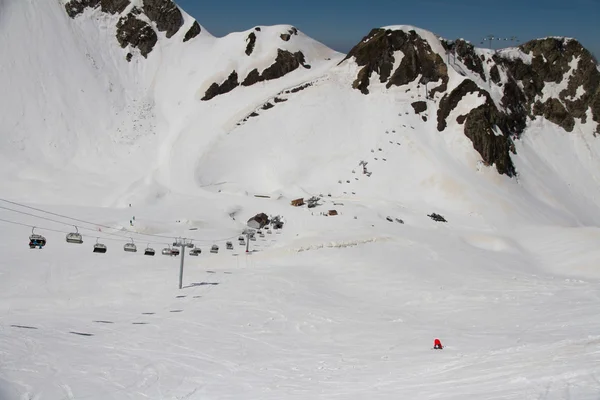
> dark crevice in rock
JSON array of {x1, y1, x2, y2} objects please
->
[
  {"x1": 143, "y1": 0, "x2": 183, "y2": 38},
  {"x1": 280, "y1": 33, "x2": 291, "y2": 42},
  {"x1": 116, "y1": 11, "x2": 158, "y2": 58},
  {"x1": 490, "y1": 65, "x2": 501, "y2": 84},
  {"x1": 245, "y1": 32, "x2": 257, "y2": 56},
  {"x1": 201, "y1": 71, "x2": 239, "y2": 101},
  {"x1": 261, "y1": 102, "x2": 274, "y2": 110},
  {"x1": 183, "y1": 21, "x2": 201, "y2": 42}
]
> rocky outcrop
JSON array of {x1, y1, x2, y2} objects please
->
[
  {"x1": 443, "y1": 39, "x2": 486, "y2": 81},
  {"x1": 65, "y1": 0, "x2": 186, "y2": 59},
  {"x1": 437, "y1": 80, "x2": 516, "y2": 176},
  {"x1": 101, "y1": 0, "x2": 130, "y2": 14},
  {"x1": 411, "y1": 101, "x2": 427, "y2": 114},
  {"x1": 241, "y1": 69, "x2": 261, "y2": 87},
  {"x1": 260, "y1": 50, "x2": 308, "y2": 81},
  {"x1": 65, "y1": 0, "x2": 100, "y2": 17},
  {"x1": 280, "y1": 33, "x2": 291, "y2": 42},
  {"x1": 116, "y1": 10, "x2": 157, "y2": 58},
  {"x1": 463, "y1": 98, "x2": 516, "y2": 176},
  {"x1": 142, "y1": 0, "x2": 183, "y2": 38},
  {"x1": 495, "y1": 38, "x2": 600, "y2": 133},
  {"x1": 245, "y1": 32, "x2": 257, "y2": 56},
  {"x1": 183, "y1": 21, "x2": 201, "y2": 42},
  {"x1": 240, "y1": 50, "x2": 308, "y2": 87},
  {"x1": 202, "y1": 71, "x2": 239, "y2": 101},
  {"x1": 341, "y1": 28, "x2": 448, "y2": 95}
]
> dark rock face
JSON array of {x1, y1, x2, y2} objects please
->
[
  {"x1": 201, "y1": 71, "x2": 239, "y2": 101},
  {"x1": 495, "y1": 38, "x2": 600, "y2": 134},
  {"x1": 437, "y1": 79, "x2": 516, "y2": 176},
  {"x1": 245, "y1": 32, "x2": 257, "y2": 56},
  {"x1": 341, "y1": 28, "x2": 448, "y2": 95},
  {"x1": 533, "y1": 98, "x2": 575, "y2": 131},
  {"x1": 116, "y1": 11, "x2": 158, "y2": 58},
  {"x1": 445, "y1": 39, "x2": 486, "y2": 81},
  {"x1": 261, "y1": 50, "x2": 307, "y2": 81},
  {"x1": 280, "y1": 33, "x2": 291, "y2": 42},
  {"x1": 65, "y1": 0, "x2": 189, "y2": 60},
  {"x1": 411, "y1": 101, "x2": 427, "y2": 114},
  {"x1": 463, "y1": 99, "x2": 516, "y2": 176},
  {"x1": 143, "y1": 0, "x2": 184, "y2": 38},
  {"x1": 183, "y1": 21, "x2": 201, "y2": 42},
  {"x1": 241, "y1": 69, "x2": 261, "y2": 87},
  {"x1": 437, "y1": 80, "x2": 483, "y2": 131},
  {"x1": 344, "y1": 28, "x2": 599, "y2": 177},
  {"x1": 489, "y1": 65, "x2": 501, "y2": 84},
  {"x1": 64, "y1": 0, "x2": 100, "y2": 17},
  {"x1": 100, "y1": 0, "x2": 130, "y2": 14}
]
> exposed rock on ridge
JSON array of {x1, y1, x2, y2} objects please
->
[
  {"x1": 343, "y1": 28, "x2": 599, "y2": 176},
  {"x1": 64, "y1": 0, "x2": 189, "y2": 59},
  {"x1": 340, "y1": 28, "x2": 448, "y2": 95}
]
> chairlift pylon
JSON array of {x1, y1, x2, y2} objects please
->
[{"x1": 66, "y1": 226, "x2": 83, "y2": 244}]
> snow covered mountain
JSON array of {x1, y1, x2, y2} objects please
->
[
  {"x1": 2, "y1": 0, "x2": 599, "y2": 227},
  {"x1": 3, "y1": 1, "x2": 600, "y2": 399}
]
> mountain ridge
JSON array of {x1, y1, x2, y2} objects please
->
[{"x1": 1, "y1": 0, "x2": 599, "y2": 227}]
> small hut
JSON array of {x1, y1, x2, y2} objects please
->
[
  {"x1": 291, "y1": 198, "x2": 304, "y2": 207},
  {"x1": 328, "y1": 210, "x2": 338, "y2": 216}
]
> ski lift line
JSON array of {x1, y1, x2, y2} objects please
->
[
  {"x1": 0, "y1": 198, "x2": 177, "y2": 239},
  {"x1": 0, "y1": 217, "x2": 165, "y2": 245},
  {"x1": 0, "y1": 198, "x2": 247, "y2": 244},
  {"x1": 0, "y1": 204, "x2": 160, "y2": 243}
]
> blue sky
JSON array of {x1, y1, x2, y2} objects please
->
[{"x1": 177, "y1": 0, "x2": 599, "y2": 58}]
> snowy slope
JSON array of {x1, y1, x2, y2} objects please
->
[{"x1": 1, "y1": 2, "x2": 600, "y2": 400}]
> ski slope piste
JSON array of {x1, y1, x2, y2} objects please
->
[{"x1": 0, "y1": 0, "x2": 600, "y2": 399}]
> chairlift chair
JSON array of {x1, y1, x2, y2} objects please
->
[
  {"x1": 171, "y1": 247, "x2": 180, "y2": 256},
  {"x1": 210, "y1": 244, "x2": 219, "y2": 253},
  {"x1": 144, "y1": 244, "x2": 155, "y2": 256},
  {"x1": 226, "y1": 241, "x2": 233, "y2": 250},
  {"x1": 29, "y1": 227, "x2": 46, "y2": 249},
  {"x1": 66, "y1": 226, "x2": 83, "y2": 244},
  {"x1": 162, "y1": 245, "x2": 173, "y2": 256},
  {"x1": 250, "y1": 235, "x2": 256, "y2": 241},
  {"x1": 123, "y1": 239, "x2": 137, "y2": 252},
  {"x1": 266, "y1": 229, "x2": 272, "y2": 234},
  {"x1": 189, "y1": 247, "x2": 202, "y2": 256},
  {"x1": 93, "y1": 238, "x2": 107, "y2": 253}
]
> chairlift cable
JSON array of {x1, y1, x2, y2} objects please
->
[
  {"x1": 0, "y1": 204, "x2": 165, "y2": 243},
  {"x1": 0, "y1": 216, "x2": 164, "y2": 244},
  {"x1": 0, "y1": 198, "x2": 245, "y2": 243}
]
